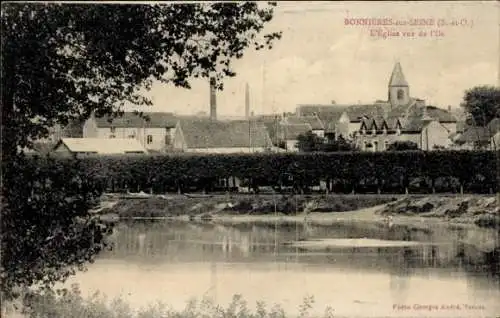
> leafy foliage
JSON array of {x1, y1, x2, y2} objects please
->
[
  {"x1": 1, "y1": 2, "x2": 281, "y2": 300},
  {"x1": 1, "y1": 155, "x2": 111, "y2": 300},
  {"x1": 461, "y1": 86, "x2": 500, "y2": 127},
  {"x1": 7, "y1": 284, "x2": 334, "y2": 318},
  {"x1": 296, "y1": 132, "x2": 358, "y2": 152},
  {"x1": 1, "y1": 2, "x2": 282, "y2": 156},
  {"x1": 63, "y1": 151, "x2": 498, "y2": 194},
  {"x1": 386, "y1": 141, "x2": 419, "y2": 151}
]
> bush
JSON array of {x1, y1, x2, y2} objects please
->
[{"x1": 10, "y1": 285, "x2": 336, "y2": 318}]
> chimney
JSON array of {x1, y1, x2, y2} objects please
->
[
  {"x1": 209, "y1": 78, "x2": 217, "y2": 121},
  {"x1": 245, "y1": 83, "x2": 250, "y2": 119}
]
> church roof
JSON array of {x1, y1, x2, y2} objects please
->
[
  {"x1": 344, "y1": 104, "x2": 386, "y2": 122},
  {"x1": 389, "y1": 62, "x2": 409, "y2": 87}
]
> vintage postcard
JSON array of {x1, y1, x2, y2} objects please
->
[{"x1": 1, "y1": 1, "x2": 499, "y2": 318}]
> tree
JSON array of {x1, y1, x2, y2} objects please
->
[
  {"x1": 297, "y1": 132, "x2": 358, "y2": 152},
  {"x1": 1, "y1": 2, "x2": 281, "y2": 299},
  {"x1": 296, "y1": 131, "x2": 323, "y2": 152},
  {"x1": 386, "y1": 141, "x2": 419, "y2": 151},
  {"x1": 461, "y1": 86, "x2": 500, "y2": 127},
  {"x1": 1, "y1": 2, "x2": 282, "y2": 158},
  {"x1": 322, "y1": 134, "x2": 358, "y2": 152}
]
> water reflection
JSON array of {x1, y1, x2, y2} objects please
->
[
  {"x1": 108, "y1": 220, "x2": 498, "y2": 278},
  {"x1": 75, "y1": 220, "x2": 500, "y2": 316}
]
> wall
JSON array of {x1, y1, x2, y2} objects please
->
[
  {"x1": 491, "y1": 132, "x2": 500, "y2": 151},
  {"x1": 312, "y1": 129, "x2": 324, "y2": 138},
  {"x1": 83, "y1": 117, "x2": 99, "y2": 138},
  {"x1": 84, "y1": 125, "x2": 174, "y2": 152},
  {"x1": 185, "y1": 147, "x2": 269, "y2": 154},
  {"x1": 356, "y1": 132, "x2": 422, "y2": 151},
  {"x1": 286, "y1": 140, "x2": 299, "y2": 152},
  {"x1": 421, "y1": 121, "x2": 450, "y2": 150},
  {"x1": 441, "y1": 122, "x2": 456, "y2": 134}
]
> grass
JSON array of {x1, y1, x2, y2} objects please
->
[{"x1": 4, "y1": 285, "x2": 336, "y2": 318}]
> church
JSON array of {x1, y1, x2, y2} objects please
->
[{"x1": 297, "y1": 62, "x2": 458, "y2": 151}]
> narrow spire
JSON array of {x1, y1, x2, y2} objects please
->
[{"x1": 389, "y1": 62, "x2": 408, "y2": 87}]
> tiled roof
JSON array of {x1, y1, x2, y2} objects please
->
[
  {"x1": 279, "y1": 123, "x2": 312, "y2": 140},
  {"x1": 285, "y1": 115, "x2": 325, "y2": 130},
  {"x1": 389, "y1": 62, "x2": 409, "y2": 87},
  {"x1": 55, "y1": 138, "x2": 148, "y2": 154},
  {"x1": 61, "y1": 119, "x2": 85, "y2": 137},
  {"x1": 406, "y1": 106, "x2": 457, "y2": 123},
  {"x1": 178, "y1": 119, "x2": 272, "y2": 149},
  {"x1": 345, "y1": 104, "x2": 386, "y2": 122},
  {"x1": 296, "y1": 104, "x2": 350, "y2": 124},
  {"x1": 95, "y1": 112, "x2": 178, "y2": 128},
  {"x1": 455, "y1": 127, "x2": 491, "y2": 143}
]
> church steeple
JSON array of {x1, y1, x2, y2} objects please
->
[
  {"x1": 389, "y1": 62, "x2": 409, "y2": 87},
  {"x1": 388, "y1": 62, "x2": 410, "y2": 108}
]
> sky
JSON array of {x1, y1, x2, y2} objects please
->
[{"x1": 126, "y1": 1, "x2": 499, "y2": 116}]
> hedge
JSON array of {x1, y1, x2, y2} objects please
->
[{"x1": 30, "y1": 150, "x2": 500, "y2": 194}]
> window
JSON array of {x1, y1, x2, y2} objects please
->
[
  {"x1": 165, "y1": 134, "x2": 171, "y2": 145},
  {"x1": 109, "y1": 134, "x2": 116, "y2": 139},
  {"x1": 110, "y1": 126, "x2": 116, "y2": 133},
  {"x1": 128, "y1": 134, "x2": 136, "y2": 139},
  {"x1": 397, "y1": 89, "x2": 405, "y2": 100},
  {"x1": 147, "y1": 135, "x2": 153, "y2": 144},
  {"x1": 384, "y1": 141, "x2": 389, "y2": 150},
  {"x1": 373, "y1": 141, "x2": 379, "y2": 152}
]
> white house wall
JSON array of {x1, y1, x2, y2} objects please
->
[
  {"x1": 83, "y1": 120, "x2": 176, "y2": 151},
  {"x1": 83, "y1": 117, "x2": 99, "y2": 138},
  {"x1": 421, "y1": 121, "x2": 450, "y2": 150},
  {"x1": 441, "y1": 122, "x2": 456, "y2": 135},
  {"x1": 185, "y1": 147, "x2": 269, "y2": 154}
]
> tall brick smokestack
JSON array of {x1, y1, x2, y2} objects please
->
[
  {"x1": 245, "y1": 82, "x2": 250, "y2": 119},
  {"x1": 210, "y1": 78, "x2": 217, "y2": 121}
]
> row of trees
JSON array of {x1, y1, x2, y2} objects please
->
[{"x1": 68, "y1": 150, "x2": 498, "y2": 194}]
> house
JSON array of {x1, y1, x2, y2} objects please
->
[
  {"x1": 52, "y1": 138, "x2": 148, "y2": 158},
  {"x1": 452, "y1": 118, "x2": 500, "y2": 150},
  {"x1": 303, "y1": 62, "x2": 457, "y2": 150},
  {"x1": 488, "y1": 118, "x2": 500, "y2": 150},
  {"x1": 356, "y1": 105, "x2": 454, "y2": 151},
  {"x1": 281, "y1": 114, "x2": 325, "y2": 137},
  {"x1": 83, "y1": 112, "x2": 178, "y2": 152},
  {"x1": 453, "y1": 127, "x2": 492, "y2": 150},
  {"x1": 295, "y1": 104, "x2": 349, "y2": 140},
  {"x1": 171, "y1": 119, "x2": 275, "y2": 153},
  {"x1": 277, "y1": 123, "x2": 313, "y2": 152}
]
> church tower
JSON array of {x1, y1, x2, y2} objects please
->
[{"x1": 388, "y1": 62, "x2": 410, "y2": 108}]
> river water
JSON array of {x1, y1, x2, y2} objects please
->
[{"x1": 68, "y1": 220, "x2": 500, "y2": 317}]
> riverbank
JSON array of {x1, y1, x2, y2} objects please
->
[{"x1": 95, "y1": 193, "x2": 500, "y2": 229}]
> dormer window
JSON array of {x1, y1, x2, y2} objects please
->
[{"x1": 396, "y1": 128, "x2": 401, "y2": 135}]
